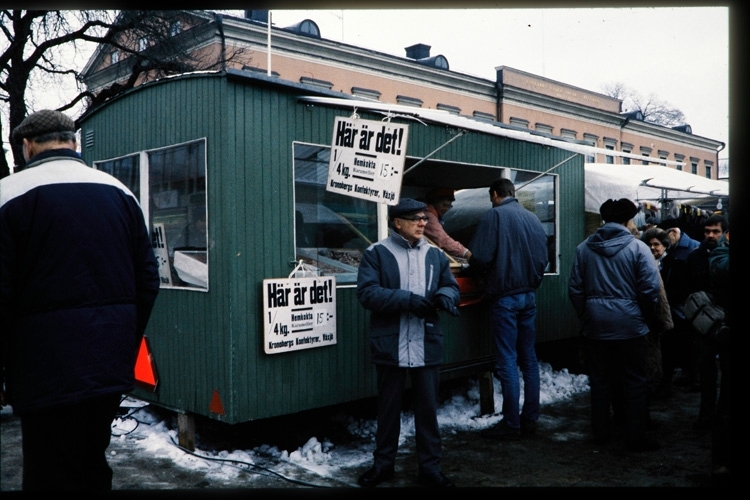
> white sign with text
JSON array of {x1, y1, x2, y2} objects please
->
[
  {"x1": 262, "y1": 276, "x2": 337, "y2": 354},
  {"x1": 326, "y1": 116, "x2": 408, "y2": 205}
]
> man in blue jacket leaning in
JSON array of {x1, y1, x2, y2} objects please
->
[{"x1": 356, "y1": 197, "x2": 460, "y2": 488}]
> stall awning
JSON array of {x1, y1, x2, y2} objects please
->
[{"x1": 584, "y1": 163, "x2": 729, "y2": 213}]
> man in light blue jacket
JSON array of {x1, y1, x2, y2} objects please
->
[
  {"x1": 356, "y1": 198, "x2": 460, "y2": 488},
  {"x1": 569, "y1": 198, "x2": 662, "y2": 452}
]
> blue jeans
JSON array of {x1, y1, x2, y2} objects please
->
[{"x1": 490, "y1": 292, "x2": 540, "y2": 428}]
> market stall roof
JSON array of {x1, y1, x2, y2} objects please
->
[
  {"x1": 298, "y1": 96, "x2": 688, "y2": 168},
  {"x1": 584, "y1": 163, "x2": 729, "y2": 213}
]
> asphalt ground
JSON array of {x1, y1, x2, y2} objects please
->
[{"x1": 1, "y1": 371, "x2": 728, "y2": 496}]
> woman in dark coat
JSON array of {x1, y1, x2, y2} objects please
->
[{"x1": 641, "y1": 227, "x2": 690, "y2": 398}]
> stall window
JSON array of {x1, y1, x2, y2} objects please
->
[
  {"x1": 293, "y1": 142, "x2": 378, "y2": 284},
  {"x1": 442, "y1": 170, "x2": 558, "y2": 274},
  {"x1": 95, "y1": 139, "x2": 208, "y2": 291},
  {"x1": 292, "y1": 142, "x2": 558, "y2": 280}
]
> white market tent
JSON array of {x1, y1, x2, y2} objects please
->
[{"x1": 584, "y1": 163, "x2": 729, "y2": 214}]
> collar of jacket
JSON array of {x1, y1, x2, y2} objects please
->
[
  {"x1": 18, "y1": 148, "x2": 83, "y2": 172},
  {"x1": 389, "y1": 230, "x2": 425, "y2": 250}
]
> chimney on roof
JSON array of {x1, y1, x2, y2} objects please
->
[
  {"x1": 405, "y1": 43, "x2": 431, "y2": 60},
  {"x1": 245, "y1": 10, "x2": 269, "y2": 23}
]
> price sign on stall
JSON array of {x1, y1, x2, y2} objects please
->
[
  {"x1": 326, "y1": 116, "x2": 409, "y2": 205},
  {"x1": 262, "y1": 276, "x2": 337, "y2": 354}
]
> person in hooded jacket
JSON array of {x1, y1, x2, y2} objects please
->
[{"x1": 568, "y1": 198, "x2": 662, "y2": 452}]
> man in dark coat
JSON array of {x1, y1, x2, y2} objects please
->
[
  {"x1": 0, "y1": 110, "x2": 160, "y2": 491},
  {"x1": 685, "y1": 214, "x2": 727, "y2": 432},
  {"x1": 356, "y1": 198, "x2": 459, "y2": 488},
  {"x1": 469, "y1": 178, "x2": 548, "y2": 440}
]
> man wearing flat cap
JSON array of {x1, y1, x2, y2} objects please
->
[
  {"x1": 568, "y1": 198, "x2": 663, "y2": 452},
  {"x1": 0, "y1": 110, "x2": 160, "y2": 491},
  {"x1": 423, "y1": 187, "x2": 472, "y2": 260},
  {"x1": 356, "y1": 198, "x2": 460, "y2": 488}
]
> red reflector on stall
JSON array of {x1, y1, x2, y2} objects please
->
[
  {"x1": 135, "y1": 336, "x2": 158, "y2": 392},
  {"x1": 209, "y1": 389, "x2": 225, "y2": 415}
]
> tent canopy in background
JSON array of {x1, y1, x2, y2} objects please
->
[{"x1": 584, "y1": 163, "x2": 729, "y2": 213}]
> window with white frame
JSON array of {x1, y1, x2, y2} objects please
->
[
  {"x1": 675, "y1": 154, "x2": 685, "y2": 171},
  {"x1": 293, "y1": 143, "x2": 378, "y2": 284},
  {"x1": 95, "y1": 139, "x2": 208, "y2": 291},
  {"x1": 111, "y1": 50, "x2": 119, "y2": 64},
  {"x1": 535, "y1": 123, "x2": 553, "y2": 135},
  {"x1": 292, "y1": 142, "x2": 560, "y2": 280},
  {"x1": 583, "y1": 133, "x2": 598, "y2": 163},
  {"x1": 640, "y1": 146, "x2": 652, "y2": 165},
  {"x1": 509, "y1": 117, "x2": 530, "y2": 128},
  {"x1": 560, "y1": 129, "x2": 577, "y2": 140},
  {"x1": 690, "y1": 158, "x2": 699, "y2": 174},
  {"x1": 603, "y1": 137, "x2": 617, "y2": 164},
  {"x1": 704, "y1": 161, "x2": 713, "y2": 179},
  {"x1": 622, "y1": 143, "x2": 633, "y2": 165}
]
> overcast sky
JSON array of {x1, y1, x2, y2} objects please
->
[{"x1": 265, "y1": 7, "x2": 729, "y2": 159}]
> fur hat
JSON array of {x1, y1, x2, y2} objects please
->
[
  {"x1": 600, "y1": 198, "x2": 639, "y2": 223},
  {"x1": 388, "y1": 198, "x2": 427, "y2": 219},
  {"x1": 12, "y1": 110, "x2": 76, "y2": 143}
]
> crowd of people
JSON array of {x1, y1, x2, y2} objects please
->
[
  {"x1": 356, "y1": 187, "x2": 729, "y2": 487},
  {"x1": 1, "y1": 109, "x2": 729, "y2": 491}
]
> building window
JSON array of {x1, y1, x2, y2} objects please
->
[
  {"x1": 704, "y1": 161, "x2": 713, "y2": 179},
  {"x1": 535, "y1": 123, "x2": 553, "y2": 135},
  {"x1": 621, "y1": 143, "x2": 633, "y2": 165},
  {"x1": 351, "y1": 87, "x2": 381, "y2": 101},
  {"x1": 473, "y1": 111, "x2": 495, "y2": 122},
  {"x1": 300, "y1": 77, "x2": 334, "y2": 90},
  {"x1": 396, "y1": 95, "x2": 423, "y2": 107},
  {"x1": 138, "y1": 37, "x2": 148, "y2": 52},
  {"x1": 603, "y1": 137, "x2": 617, "y2": 164},
  {"x1": 605, "y1": 145, "x2": 614, "y2": 164},
  {"x1": 690, "y1": 158, "x2": 699, "y2": 174},
  {"x1": 293, "y1": 143, "x2": 378, "y2": 284},
  {"x1": 674, "y1": 154, "x2": 685, "y2": 171},
  {"x1": 640, "y1": 146, "x2": 652, "y2": 165},
  {"x1": 583, "y1": 134, "x2": 598, "y2": 163},
  {"x1": 509, "y1": 117, "x2": 530, "y2": 128},
  {"x1": 95, "y1": 139, "x2": 209, "y2": 291},
  {"x1": 437, "y1": 103, "x2": 461, "y2": 115},
  {"x1": 242, "y1": 65, "x2": 280, "y2": 77},
  {"x1": 560, "y1": 129, "x2": 577, "y2": 140},
  {"x1": 110, "y1": 50, "x2": 119, "y2": 64}
]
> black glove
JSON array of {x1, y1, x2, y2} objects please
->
[
  {"x1": 435, "y1": 294, "x2": 460, "y2": 316},
  {"x1": 409, "y1": 293, "x2": 434, "y2": 318}
]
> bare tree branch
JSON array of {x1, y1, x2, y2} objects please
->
[
  {"x1": 601, "y1": 82, "x2": 687, "y2": 128},
  {"x1": 1, "y1": 10, "x2": 248, "y2": 178}
]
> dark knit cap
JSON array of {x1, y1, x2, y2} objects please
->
[
  {"x1": 12, "y1": 110, "x2": 76, "y2": 143},
  {"x1": 600, "y1": 198, "x2": 639, "y2": 223},
  {"x1": 657, "y1": 218, "x2": 680, "y2": 230},
  {"x1": 388, "y1": 198, "x2": 427, "y2": 219}
]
